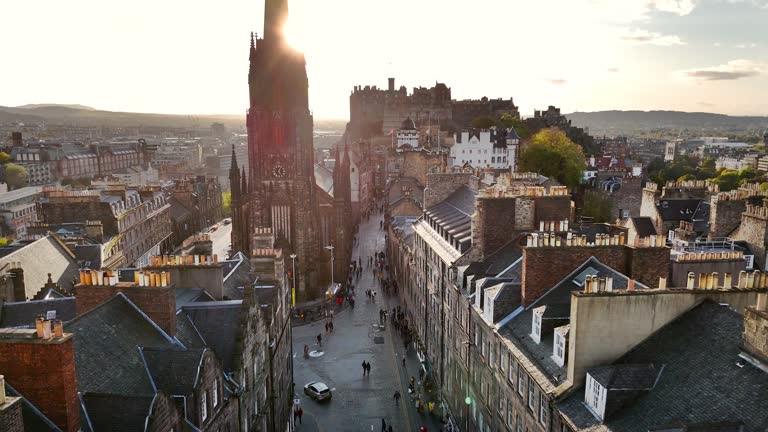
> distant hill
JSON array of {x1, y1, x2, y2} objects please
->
[
  {"x1": 0, "y1": 105, "x2": 245, "y2": 128},
  {"x1": 15, "y1": 103, "x2": 96, "y2": 111},
  {"x1": 565, "y1": 110, "x2": 768, "y2": 136}
]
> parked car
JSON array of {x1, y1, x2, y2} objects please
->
[
  {"x1": 304, "y1": 381, "x2": 332, "y2": 401},
  {"x1": 223, "y1": 218, "x2": 232, "y2": 225},
  {"x1": 211, "y1": 226, "x2": 218, "y2": 232}
]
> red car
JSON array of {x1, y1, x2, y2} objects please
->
[{"x1": 210, "y1": 226, "x2": 218, "y2": 232}]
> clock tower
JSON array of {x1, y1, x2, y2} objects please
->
[{"x1": 234, "y1": 0, "x2": 323, "y2": 299}]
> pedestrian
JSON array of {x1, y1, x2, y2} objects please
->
[
  {"x1": 404, "y1": 340, "x2": 408, "y2": 351},
  {"x1": 317, "y1": 334, "x2": 322, "y2": 346},
  {"x1": 381, "y1": 418, "x2": 386, "y2": 432},
  {"x1": 388, "y1": 426, "x2": 393, "y2": 432},
  {"x1": 362, "y1": 360, "x2": 367, "y2": 376},
  {"x1": 402, "y1": 357, "x2": 406, "y2": 367},
  {"x1": 368, "y1": 362, "x2": 373, "y2": 375},
  {"x1": 293, "y1": 407, "x2": 298, "y2": 424},
  {"x1": 324, "y1": 321, "x2": 329, "y2": 333},
  {"x1": 297, "y1": 407, "x2": 303, "y2": 424},
  {"x1": 329, "y1": 321, "x2": 334, "y2": 332},
  {"x1": 393, "y1": 391, "x2": 401, "y2": 403}
]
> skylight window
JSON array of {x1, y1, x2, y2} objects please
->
[{"x1": 572, "y1": 266, "x2": 599, "y2": 286}]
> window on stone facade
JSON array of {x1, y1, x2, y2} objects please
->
[
  {"x1": 212, "y1": 378, "x2": 219, "y2": 408},
  {"x1": 500, "y1": 344, "x2": 506, "y2": 371},
  {"x1": 532, "y1": 311, "x2": 542, "y2": 343},
  {"x1": 499, "y1": 394, "x2": 505, "y2": 417},
  {"x1": 518, "y1": 367, "x2": 525, "y2": 396},
  {"x1": 489, "y1": 342, "x2": 494, "y2": 367},
  {"x1": 528, "y1": 378, "x2": 536, "y2": 412},
  {"x1": 201, "y1": 390, "x2": 208, "y2": 422},
  {"x1": 516, "y1": 413, "x2": 522, "y2": 432},
  {"x1": 507, "y1": 399, "x2": 513, "y2": 426},
  {"x1": 509, "y1": 355, "x2": 515, "y2": 387},
  {"x1": 539, "y1": 393, "x2": 548, "y2": 426}
]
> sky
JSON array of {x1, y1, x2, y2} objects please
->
[{"x1": 2, "y1": 0, "x2": 768, "y2": 119}]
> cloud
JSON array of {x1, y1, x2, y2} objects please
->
[
  {"x1": 735, "y1": 42, "x2": 758, "y2": 48},
  {"x1": 681, "y1": 59, "x2": 764, "y2": 81},
  {"x1": 546, "y1": 79, "x2": 568, "y2": 85},
  {"x1": 621, "y1": 28, "x2": 685, "y2": 46},
  {"x1": 607, "y1": 67, "x2": 620, "y2": 72}
]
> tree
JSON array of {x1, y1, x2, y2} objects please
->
[
  {"x1": 498, "y1": 113, "x2": 531, "y2": 139},
  {"x1": 222, "y1": 191, "x2": 232, "y2": 216},
  {"x1": 0, "y1": 238, "x2": 9, "y2": 247},
  {"x1": 519, "y1": 128, "x2": 585, "y2": 188},
  {"x1": 582, "y1": 191, "x2": 614, "y2": 223},
  {"x1": 471, "y1": 116, "x2": 496, "y2": 129},
  {"x1": 5, "y1": 163, "x2": 29, "y2": 190},
  {"x1": 0, "y1": 152, "x2": 10, "y2": 165}
]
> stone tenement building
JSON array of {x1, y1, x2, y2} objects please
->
[
  {"x1": 36, "y1": 185, "x2": 172, "y2": 268},
  {"x1": 231, "y1": 0, "x2": 350, "y2": 300},
  {"x1": 0, "y1": 246, "x2": 294, "y2": 432},
  {"x1": 347, "y1": 77, "x2": 520, "y2": 141},
  {"x1": 167, "y1": 175, "x2": 223, "y2": 247},
  {"x1": 390, "y1": 169, "x2": 768, "y2": 430}
]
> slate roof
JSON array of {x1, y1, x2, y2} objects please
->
[
  {"x1": 64, "y1": 293, "x2": 180, "y2": 396},
  {"x1": 180, "y1": 301, "x2": 243, "y2": 372},
  {"x1": 656, "y1": 199, "x2": 701, "y2": 223},
  {"x1": 4, "y1": 382, "x2": 63, "y2": 432},
  {"x1": 558, "y1": 301, "x2": 768, "y2": 431},
  {"x1": 169, "y1": 196, "x2": 193, "y2": 222},
  {"x1": 80, "y1": 393, "x2": 155, "y2": 432},
  {"x1": 500, "y1": 257, "x2": 645, "y2": 386},
  {"x1": 629, "y1": 217, "x2": 657, "y2": 238},
  {"x1": 222, "y1": 251, "x2": 254, "y2": 300},
  {"x1": 424, "y1": 185, "x2": 477, "y2": 247},
  {"x1": 0, "y1": 235, "x2": 80, "y2": 299},
  {"x1": 314, "y1": 164, "x2": 334, "y2": 197},
  {"x1": 175, "y1": 288, "x2": 214, "y2": 310},
  {"x1": 142, "y1": 347, "x2": 206, "y2": 396},
  {"x1": 0, "y1": 297, "x2": 76, "y2": 328},
  {"x1": 465, "y1": 239, "x2": 523, "y2": 279}
]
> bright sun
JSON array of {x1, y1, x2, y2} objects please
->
[{"x1": 282, "y1": 17, "x2": 307, "y2": 52}]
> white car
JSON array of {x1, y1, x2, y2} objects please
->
[{"x1": 303, "y1": 381, "x2": 332, "y2": 401}]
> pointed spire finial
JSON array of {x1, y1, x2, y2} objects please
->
[{"x1": 230, "y1": 144, "x2": 239, "y2": 170}]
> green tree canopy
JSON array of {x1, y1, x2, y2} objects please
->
[
  {"x1": 498, "y1": 113, "x2": 531, "y2": 139},
  {"x1": 5, "y1": 163, "x2": 28, "y2": 190},
  {"x1": 471, "y1": 116, "x2": 496, "y2": 129},
  {"x1": 222, "y1": 191, "x2": 232, "y2": 216},
  {"x1": 0, "y1": 152, "x2": 11, "y2": 165},
  {"x1": 519, "y1": 128, "x2": 585, "y2": 188}
]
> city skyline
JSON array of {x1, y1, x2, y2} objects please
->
[{"x1": 2, "y1": 0, "x2": 768, "y2": 119}]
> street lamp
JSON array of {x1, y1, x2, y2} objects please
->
[
  {"x1": 324, "y1": 245, "x2": 334, "y2": 290},
  {"x1": 289, "y1": 254, "x2": 297, "y2": 307}
]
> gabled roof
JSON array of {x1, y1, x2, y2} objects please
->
[
  {"x1": 501, "y1": 257, "x2": 643, "y2": 386},
  {"x1": 222, "y1": 251, "x2": 254, "y2": 300},
  {"x1": 424, "y1": 185, "x2": 477, "y2": 245},
  {"x1": 558, "y1": 301, "x2": 768, "y2": 431},
  {"x1": 0, "y1": 235, "x2": 80, "y2": 299},
  {"x1": 80, "y1": 393, "x2": 155, "y2": 432},
  {"x1": 629, "y1": 217, "x2": 657, "y2": 238},
  {"x1": 656, "y1": 199, "x2": 701, "y2": 222},
  {"x1": 0, "y1": 297, "x2": 76, "y2": 328},
  {"x1": 179, "y1": 301, "x2": 243, "y2": 372},
  {"x1": 64, "y1": 293, "x2": 180, "y2": 396},
  {"x1": 141, "y1": 348, "x2": 206, "y2": 396}
]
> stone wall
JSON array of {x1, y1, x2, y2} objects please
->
[
  {"x1": 145, "y1": 392, "x2": 184, "y2": 432},
  {"x1": 710, "y1": 195, "x2": 748, "y2": 239},
  {"x1": 670, "y1": 258, "x2": 747, "y2": 287},
  {"x1": 610, "y1": 176, "x2": 643, "y2": 220},
  {"x1": 514, "y1": 197, "x2": 535, "y2": 230},
  {"x1": 39, "y1": 201, "x2": 118, "y2": 235},
  {"x1": 569, "y1": 287, "x2": 766, "y2": 386},
  {"x1": 0, "y1": 396, "x2": 23, "y2": 432},
  {"x1": 639, "y1": 184, "x2": 661, "y2": 235},
  {"x1": 733, "y1": 208, "x2": 768, "y2": 270},
  {"x1": 472, "y1": 197, "x2": 518, "y2": 258},
  {"x1": 423, "y1": 172, "x2": 472, "y2": 209},
  {"x1": 534, "y1": 196, "x2": 572, "y2": 226},
  {"x1": 743, "y1": 305, "x2": 768, "y2": 363}
]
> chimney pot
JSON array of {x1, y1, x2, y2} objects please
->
[
  {"x1": 757, "y1": 293, "x2": 767, "y2": 310},
  {"x1": 658, "y1": 277, "x2": 667, "y2": 290},
  {"x1": 628, "y1": 279, "x2": 636, "y2": 291},
  {"x1": 0, "y1": 375, "x2": 5, "y2": 405},
  {"x1": 54, "y1": 320, "x2": 64, "y2": 337},
  {"x1": 687, "y1": 272, "x2": 695, "y2": 289}
]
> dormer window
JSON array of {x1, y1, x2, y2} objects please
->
[
  {"x1": 585, "y1": 374, "x2": 606, "y2": 420},
  {"x1": 531, "y1": 307, "x2": 544, "y2": 344},
  {"x1": 552, "y1": 325, "x2": 569, "y2": 367}
]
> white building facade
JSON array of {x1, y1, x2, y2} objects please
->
[{"x1": 449, "y1": 128, "x2": 519, "y2": 171}]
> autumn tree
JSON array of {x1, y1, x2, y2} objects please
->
[{"x1": 519, "y1": 128, "x2": 585, "y2": 188}]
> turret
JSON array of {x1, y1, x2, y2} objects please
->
[{"x1": 229, "y1": 145, "x2": 241, "y2": 202}]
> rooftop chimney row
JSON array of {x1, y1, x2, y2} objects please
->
[
  {"x1": 526, "y1": 232, "x2": 629, "y2": 248},
  {"x1": 583, "y1": 275, "x2": 614, "y2": 294},
  {"x1": 675, "y1": 251, "x2": 743, "y2": 262},
  {"x1": 149, "y1": 254, "x2": 219, "y2": 267},
  {"x1": 685, "y1": 270, "x2": 768, "y2": 290}
]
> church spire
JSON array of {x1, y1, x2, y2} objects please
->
[
  {"x1": 249, "y1": 32, "x2": 257, "y2": 61},
  {"x1": 264, "y1": 0, "x2": 288, "y2": 42},
  {"x1": 230, "y1": 144, "x2": 238, "y2": 171}
]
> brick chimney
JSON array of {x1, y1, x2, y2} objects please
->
[
  {"x1": 0, "y1": 374, "x2": 25, "y2": 432},
  {"x1": 0, "y1": 323, "x2": 79, "y2": 432},
  {"x1": 145, "y1": 254, "x2": 224, "y2": 300},
  {"x1": 75, "y1": 269, "x2": 177, "y2": 337},
  {"x1": 742, "y1": 293, "x2": 768, "y2": 364},
  {"x1": 9, "y1": 266, "x2": 25, "y2": 302}
]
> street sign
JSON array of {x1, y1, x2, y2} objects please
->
[{"x1": 293, "y1": 399, "x2": 300, "y2": 405}]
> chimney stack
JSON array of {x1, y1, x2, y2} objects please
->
[{"x1": 0, "y1": 327, "x2": 79, "y2": 432}]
